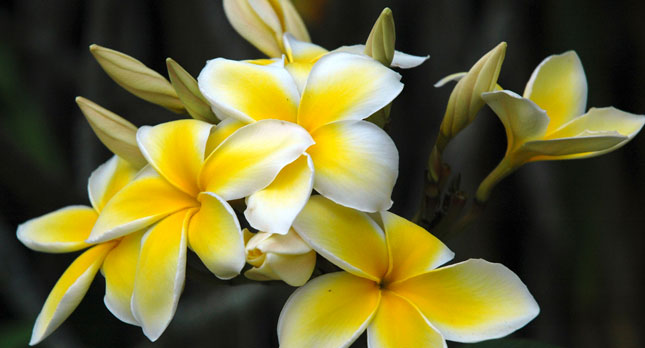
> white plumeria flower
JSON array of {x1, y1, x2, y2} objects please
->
[
  {"x1": 198, "y1": 52, "x2": 403, "y2": 235},
  {"x1": 85, "y1": 119, "x2": 313, "y2": 341},
  {"x1": 17, "y1": 156, "x2": 142, "y2": 345}
]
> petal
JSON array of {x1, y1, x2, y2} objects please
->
[
  {"x1": 200, "y1": 119, "x2": 314, "y2": 200},
  {"x1": 29, "y1": 242, "x2": 115, "y2": 345},
  {"x1": 297, "y1": 52, "x2": 403, "y2": 132},
  {"x1": 223, "y1": 0, "x2": 282, "y2": 57},
  {"x1": 251, "y1": 228, "x2": 312, "y2": 255},
  {"x1": 197, "y1": 58, "x2": 299, "y2": 123},
  {"x1": 89, "y1": 167, "x2": 198, "y2": 243},
  {"x1": 292, "y1": 196, "x2": 388, "y2": 282},
  {"x1": 380, "y1": 211, "x2": 454, "y2": 284},
  {"x1": 244, "y1": 154, "x2": 313, "y2": 235},
  {"x1": 245, "y1": 251, "x2": 316, "y2": 286},
  {"x1": 187, "y1": 192, "x2": 245, "y2": 280},
  {"x1": 434, "y1": 72, "x2": 467, "y2": 88},
  {"x1": 137, "y1": 120, "x2": 212, "y2": 196},
  {"x1": 545, "y1": 107, "x2": 645, "y2": 159},
  {"x1": 17, "y1": 206, "x2": 96, "y2": 253},
  {"x1": 308, "y1": 120, "x2": 398, "y2": 212},
  {"x1": 131, "y1": 210, "x2": 190, "y2": 341},
  {"x1": 367, "y1": 291, "x2": 446, "y2": 348},
  {"x1": 88, "y1": 155, "x2": 139, "y2": 212},
  {"x1": 523, "y1": 51, "x2": 588, "y2": 132},
  {"x1": 521, "y1": 134, "x2": 626, "y2": 160},
  {"x1": 482, "y1": 90, "x2": 549, "y2": 151},
  {"x1": 204, "y1": 118, "x2": 246, "y2": 157},
  {"x1": 102, "y1": 231, "x2": 144, "y2": 325},
  {"x1": 277, "y1": 272, "x2": 381, "y2": 348},
  {"x1": 389, "y1": 259, "x2": 540, "y2": 343},
  {"x1": 283, "y1": 33, "x2": 327, "y2": 63},
  {"x1": 333, "y1": 45, "x2": 429, "y2": 69}
]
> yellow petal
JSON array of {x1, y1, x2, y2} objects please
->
[
  {"x1": 543, "y1": 107, "x2": 645, "y2": 159},
  {"x1": 245, "y1": 154, "x2": 313, "y2": 235},
  {"x1": 137, "y1": 120, "x2": 212, "y2": 196},
  {"x1": 166, "y1": 58, "x2": 218, "y2": 123},
  {"x1": 29, "y1": 242, "x2": 116, "y2": 345},
  {"x1": 292, "y1": 196, "x2": 388, "y2": 282},
  {"x1": 380, "y1": 211, "x2": 454, "y2": 284},
  {"x1": 17, "y1": 206, "x2": 96, "y2": 253},
  {"x1": 200, "y1": 119, "x2": 314, "y2": 200},
  {"x1": 523, "y1": 51, "x2": 587, "y2": 133},
  {"x1": 89, "y1": 167, "x2": 198, "y2": 243},
  {"x1": 204, "y1": 118, "x2": 246, "y2": 157},
  {"x1": 197, "y1": 58, "x2": 299, "y2": 123},
  {"x1": 102, "y1": 231, "x2": 144, "y2": 325},
  {"x1": 223, "y1": 0, "x2": 282, "y2": 57},
  {"x1": 389, "y1": 259, "x2": 539, "y2": 343},
  {"x1": 132, "y1": 210, "x2": 190, "y2": 341},
  {"x1": 367, "y1": 291, "x2": 446, "y2": 348},
  {"x1": 297, "y1": 52, "x2": 403, "y2": 132},
  {"x1": 187, "y1": 192, "x2": 244, "y2": 279},
  {"x1": 76, "y1": 97, "x2": 147, "y2": 168},
  {"x1": 278, "y1": 272, "x2": 381, "y2": 348},
  {"x1": 245, "y1": 251, "x2": 316, "y2": 286},
  {"x1": 481, "y1": 90, "x2": 549, "y2": 152},
  {"x1": 522, "y1": 134, "x2": 626, "y2": 160},
  {"x1": 89, "y1": 45, "x2": 184, "y2": 113},
  {"x1": 283, "y1": 33, "x2": 327, "y2": 63},
  {"x1": 248, "y1": 228, "x2": 312, "y2": 255},
  {"x1": 88, "y1": 155, "x2": 139, "y2": 212},
  {"x1": 308, "y1": 120, "x2": 398, "y2": 212}
]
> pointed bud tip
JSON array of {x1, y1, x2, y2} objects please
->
[{"x1": 381, "y1": 7, "x2": 392, "y2": 16}]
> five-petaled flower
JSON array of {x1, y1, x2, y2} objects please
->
[
  {"x1": 279, "y1": 196, "x2": 540, "y2": 348},
  {"x1": 86, "y1": 119, "x2": 313, "y2": 340},
  {"x1": 478, "y1": 51, "x2": 645, "y2": 201},
  {"x1": 198, "y1": 52, "x2": 404, "y2": 235}
]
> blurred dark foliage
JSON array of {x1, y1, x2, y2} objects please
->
[{"x1": 1, "y1": 0, "x2": 644, "y2": 347}]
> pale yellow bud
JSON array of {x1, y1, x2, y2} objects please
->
[
  {"x1": 364, "y1": 8, "x2": 396, "y2": 66},
  {"x1": 166, "y1": 58, "x2": 218, "y2": 123},
  {"x1": 89, "y1": 44, "x2": 184, "y2": 113},
  {"x1": 76, "y1": 97, "x2": 147, "y2": 168}
]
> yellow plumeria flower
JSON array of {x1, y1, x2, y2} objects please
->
[
  {"x1": 478, "y1": 51, "x2": 645, "y2": 201},
  {"x1": 17, "y1": 156, "x2": 141, "y2": 345},
  {"x1": 244, "y1": 228, "x2": 316, "y2": 286},
  {"x1": 198, "y1": 52, "x2": 403, "y2": 236},
  {"x1": 279, "y1": 196, "x2": 539, "y2": 347},
  {"x1": 85, "y1": 119, "x2": 313, "y2": 340}
]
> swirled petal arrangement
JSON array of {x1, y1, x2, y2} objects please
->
[{"x1": 16, "y1": 1, "x2": 644, "y2": 347}]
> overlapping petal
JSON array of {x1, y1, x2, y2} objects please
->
[
  {"x1": 389, "y1": 259, "x2": 540, "y2": 343},
  {"x1": 523, "y1": 51, "x2": 588, "y2": 133},
  {"x1": 198, "y1": 58, "x2": 300, "y2": 123},
  {"x1": 367, "y1": 291, "x2": 446, "y2": 348},
  {"x1": 200, "y1": 119, "x2": 314, "y2": 200},
  {"x1": 292, "y1": 196, "x2": 388, "y2": 281},
  {"x1": 381, "y1": 211, "x2": 454, "y2": 284},
  {"x1": 334, "y1": 44, "x2": 429, "y2": 69},
  {"x1": 245, "y1": 252, "x2": 316, "y2": 286},
  {"x1": 29, "y1": 242, "x2": 116, "y2": 345},
  {"x1": 187, "y1": 192, "x2": 244, "y2": 279},
  {"x1": 89, "y1": 168, "x2": 198, "y2": 243},
  {"x1": 245, "y1": 154, "x2": 313, "y2": 235},
  {"x1": 204, "y1": 118, "x2": 246, "y2": 156},
  {"x1": 88, "y1": 155, "x2": 139, "y2": 212},
  {"x1": 137, "y1": 120, "x2": 212, "y2": 196},
  {"x1": 277, "y1": 272, "x2": 381, "y2": 348},
  {"x1": 17, "y1": 206, "x2": 96, "y2": 253},
  {"x1": 102, "y1": 231, "x2": 144, "y2": 325},
  {"x1": 297, "y1": 52, "x2": 403, "y2": 132},
  {"x1": 131, "y1": 210, "x2": 190, "y2": 341},
  {"x1": 308, "y1": 120, "x2": 398, "y2": 212},
  {"x1": 522, "y1": 135, "x2": 626, "y2": 160}
]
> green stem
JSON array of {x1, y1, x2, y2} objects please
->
[{"x1": 475, "y1": 156, "x2": 520, "y2": 203}]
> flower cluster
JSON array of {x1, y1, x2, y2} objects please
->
[{"x1": 17, "y1": 1, "x2": 644, "y2": 347}]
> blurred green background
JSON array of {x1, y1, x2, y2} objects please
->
[{"x1": 1, "y1": 0, "x2": 644, "y2": 347}]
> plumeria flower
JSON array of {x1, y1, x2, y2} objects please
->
[
  {"x1": 279, "y1": 196, "x2": 540, "y2": 348},
  {"x1": 199, "y1": 52, "x2": 402, "y2": 236},
  {"x1": 86, "y1": 119, "x2": 313, "y2": 340},
  {"x1": 478, "y1": 51, "x2": 645, "y2": 201},
  {"x1": 17, "y1": 156, "x2": 141, "y2": 345},
  {"x1": 244, "y1": 228, "x2": 316, "y2": 286}
]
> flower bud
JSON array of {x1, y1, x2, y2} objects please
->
[
  {"x1": 364, "y1": 8, "x2": 396, "y2": 67},
  {"x1": 166, "y1": 58, "x2": 218, "y2": 123}
]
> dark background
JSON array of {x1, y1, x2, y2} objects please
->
[{"x1": 1, "y1": 0, "x2": 644, "y2": 347}]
